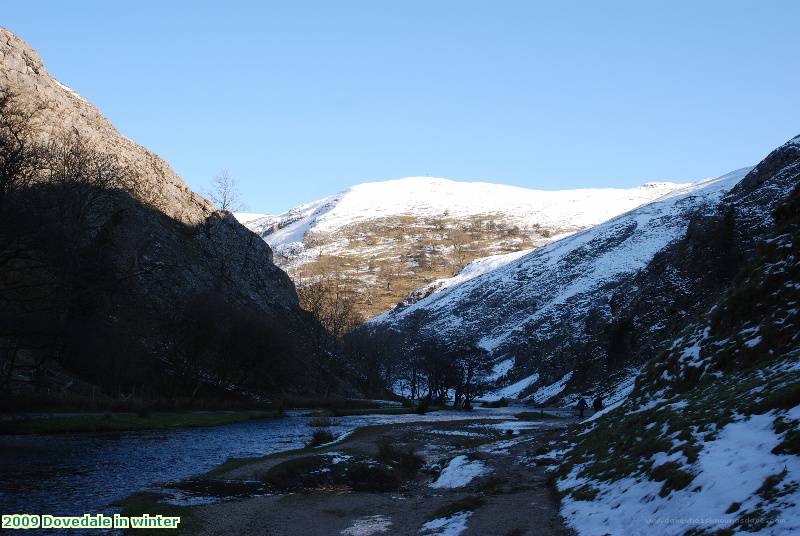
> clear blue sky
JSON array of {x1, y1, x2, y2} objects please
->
[{"x1": 3, "y1": 1, "x2": 798, "y2": 214}]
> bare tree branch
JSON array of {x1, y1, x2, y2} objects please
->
[{"x1": 208, "y1": 169, "x2": 244, "y2": 212}]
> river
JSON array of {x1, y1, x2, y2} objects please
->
[{"x1": 0, "y1": 407, "x2": 528, "y2": 517}]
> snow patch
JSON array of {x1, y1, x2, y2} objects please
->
[
  {"x1": 486, "y1": 358, "x2": 515, "y2": 382},
  {"x1": 559, "y1": 410, "x2": 800, "y2": 536},
  {"x1": 256, "y1": 177, "x2": 692, "y2": 243},
  {"x1": 483, "y1": 372, "x2": 539, "y2": 401},
  {"x1": 431, "y1": 455, "x2": 490, "y2": 488},
  {"x1": 55, "y1": 80, "x2": 88, "y2": 103},
  {"x1": 340, "y1": 515, "x2": 392, "y2": 535},
  {"x1": 583, "y1": 370, "x2": 640, "y2": 422},
  {"x1": 529, "y1": 372, "x2": 573, "y2": 404},
  {"x1": 419, "y1": 512, "x2": 472, "y2": 535}
]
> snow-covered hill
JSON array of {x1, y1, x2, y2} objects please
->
[
  {"x1": 237, "y1": 177, "x2": 690, "y2": 318},
  {"x1": 239, "y1": 177, "x2": 686, "y2": 258},
  {"x1": 395, "y1": 248, "x2": 535, "y2": 310},
  {"x1": 554, "y1": 137, "x2": 800, "y2": 535},
  {"x1": 370, "y1": 168, "x2": 754, "y2": 394},
  {"x1": 372, "y1": 172, "x2": 749, "y2": 342}
]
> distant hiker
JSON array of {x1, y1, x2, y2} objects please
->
[
  {"x1": 576, "y1": 397, "x2": 589, "y2": 419},
  {"x1": 593, "y1": 396, "x2": 604, "y2": 412}
]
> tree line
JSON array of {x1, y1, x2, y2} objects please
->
[{"x1": 343, "y1": 314, "x2": 495, "y2": 408}]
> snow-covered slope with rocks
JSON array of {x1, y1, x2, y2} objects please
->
[
  {"x1": 553, "y1": 156, "x2": 800, "y2": 535},
  {"x1": 395, "y1": 248, "x2": 535, "y2": 309},
  {"x1": 371, "y1": 168, "x2": 751, "y2": 391},
  {"x1": 237, "y1": 177, "x2": 691, "y2": 318},
  {"x1": 377, "y1": 135, "x2": 798, "y2": 418}
]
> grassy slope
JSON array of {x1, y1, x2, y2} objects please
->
[{"x1": 285, "y1": 214, "x2": 543, "y2": 319}]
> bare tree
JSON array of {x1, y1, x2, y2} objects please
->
[
  {"x1": 0, "y1": 88, "x2": 43, "y2": 210},
  {"x1": 208, "y1": 169, "x2": 244, "y2": 212},
  {"x1": 296, "y1": 274, "x2": 363, "y2": 340},
  {"x1": 449, "y1": 228, "x2": 470, "y2": 266},
  {"x1": 377, "y1": 258, "x2": 400, "y2": 291}
]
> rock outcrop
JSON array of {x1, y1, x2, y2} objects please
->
[
  {"x1": 0, "y1": 28, "x2": 344, "y2": 403},
  {"x1": 0, "y1": 27, "x2": 212, "y2": 224}
]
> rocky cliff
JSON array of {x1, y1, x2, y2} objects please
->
[
  {"x1": 0, "y1": 28, "x2": 342, "y2": 405},
  {"x1": 0, "y1": 27, "x2": 212, "y2": 224}
]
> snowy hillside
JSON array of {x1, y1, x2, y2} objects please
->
[
  {"x1": 238, "y1": 177, "x2": 686, "y2": 259},
  {"x1": 395, "y1": 248, "x2": 535, "y2": 309},
  {"x1": 371, "y1": 169, "x2": 751, "y2": 388},
  {"x1": 237, "y1": 177, "x2": 690, "y2": 318},
  {"x1": 554, "y1": 161, "x2": 800, "y2": 535}
]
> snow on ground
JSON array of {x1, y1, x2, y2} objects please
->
[
  {"x1": 318, "y1": 430, "x2": 354, "y2": 448},
  {"x1": 582, "y1": 370, "x2": 641, "y2": 422},
  {"x1": 558, "y1": 409, "x2": 800, "y2": 536},
  {"x1": 444, "y1": 250, "x2": 534, "y2": 284},
  {"x1": 431, "y1": 455, "x2": 491, "y2": 488},
  {"x1": 427, "y1": 430, "x2": 484, "y2": 438},
  {"x1": 485, "y1": 358, "x2": 515, "y2": 382},
  {"x1": 249, "y1": 177, "x2": 689, "y2": 239},
  {"x1": 528, "y1": 372, "x2": 573, "y2": 404},
  {"x1": 324, "y1": 453, "x2": 353, "y2": 465},
  {"x1": 239, "y1": 176, "x2": 693, "y2": 260},
  {"x1": 234, "y1": 212, "x2": 272, "y2": 225},
  {"x1": 419, "y1": 512, "x2": 472, "y2": 536},
  {"x1": 372, "y1": 170, "x2": 751, "y2": 357},
  {"x1": 483, "y1": 372, "x2": 539, "y2": 401},
  {"x1": 340, "y1": 515, "x2": 392, "y2": 535},
  {"x1": 478, "y1": 436, "x2": 537, "y2": 455},
  {"x1": 476, "y1": 420, "x2": 555, "y2": 435},
  {"x1": 404, "y1": 250, "x2": 536, "y2": 306},
  {"x1": 55, "y1": 80, "x2": 88, "y2": 103}
]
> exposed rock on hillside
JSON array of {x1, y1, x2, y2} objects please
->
[
  {"x1": 0, "y1": 27, "x2": 212, "y2": 224},
  {"x1": 0, "y1": 28, "x2": 344, "y2": 404}
]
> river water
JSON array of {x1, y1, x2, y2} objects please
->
[{"x1": 0, "y1": 407, "x2": 525, "y2": 517}]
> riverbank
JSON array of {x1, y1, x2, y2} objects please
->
[
  {"x1": 0, "y1": 402, "x2": 460, "y2": 435},
  {"x1": 309, "y1": 404, "x2": 448, "y2": 418},
  {"x1": 0, "y1": 410, "x2": 283, "y2": 434},
  {"x1": 123, "y1": 411, "x2": 576, "y2": 535}
]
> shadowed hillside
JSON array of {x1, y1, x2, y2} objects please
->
[{"x1": 0, "y1": 31, "x2": 353, "y2": 409}]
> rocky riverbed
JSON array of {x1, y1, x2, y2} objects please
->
[{"x1": 141, "y1": 413, "x2": 576, "y2": 536}]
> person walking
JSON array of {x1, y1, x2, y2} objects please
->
[
  {"x1": 576, "y1": 397, "x2": 588, "y2": 419},
  {"x1": 592, "y1": 395, "x2": 604, "y2": 413}
]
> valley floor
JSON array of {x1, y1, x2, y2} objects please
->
[{"x1": 139, "y1": 414, "x2": 575, "y2": 536}]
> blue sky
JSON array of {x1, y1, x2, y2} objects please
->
[{"x1": 3, "y1": 1, "x2": 798, "y2": 214}]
